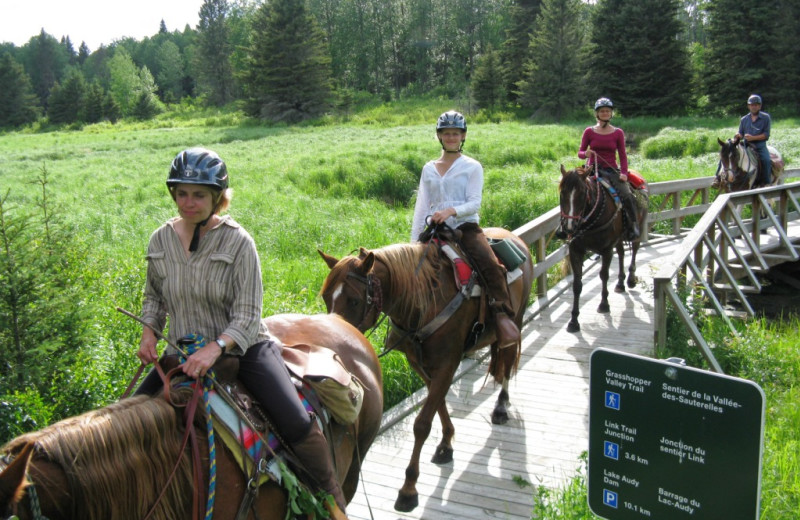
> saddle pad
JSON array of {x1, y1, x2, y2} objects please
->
[
  {"x1": 469, "y1": 267, "x2": 523, "y2": 297},
  {"x1": 208, "y1": 387, "x2": 315, "y2": 486}
]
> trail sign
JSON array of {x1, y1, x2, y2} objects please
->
[{"x1": 588, "y1": 348, "x2": 765, "y2": 520}]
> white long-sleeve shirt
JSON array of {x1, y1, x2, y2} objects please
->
[{"x1": 410, "y1": 154, "x2": 483, "y2": 242}]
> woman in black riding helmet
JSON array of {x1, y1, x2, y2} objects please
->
[
  {"x1": 134, "y1": 147, "x2": 347, "y2": 517},
  {"x1": 410, "y1": 111, "x2": 520, "y2": 349}
]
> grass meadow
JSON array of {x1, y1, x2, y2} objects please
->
[{"x1": 1, "y1": 99, "x2": 799, "y2": 518}]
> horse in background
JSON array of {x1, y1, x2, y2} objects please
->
[
  {"x1": 1, "y1": 313, "x2": 383, "y2": 520},
  {"x1": 319, "y1": 228, "x2": 533, "y2": 512},
  {"x1": 558, "y1": 165, "x2": 649, "y2": 333},
  {"x1": 715, "y1": 137, "x2": 784, "y2": 192}
]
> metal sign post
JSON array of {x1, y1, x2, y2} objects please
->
[{"x1": 588, "y1": 348, "x2": 765, "y2": 519}]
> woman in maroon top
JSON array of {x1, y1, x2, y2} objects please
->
[{"x1": 573, "y1": 97, "x2": 640, "y2": 240}]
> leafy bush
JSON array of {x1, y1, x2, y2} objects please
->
[{"x1": 640, "y1": 127, "x2": 720, "y2": 159}]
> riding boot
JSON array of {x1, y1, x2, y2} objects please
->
[
  {"x1": 494, "y1": 311, "x2": 521, "y2": 349},
  {"x1": 622, "y1": 196, "x2": 640, "y2": 241},
  {"x1": 290, "y1": 420, "x2": 348, "y2": 515}
]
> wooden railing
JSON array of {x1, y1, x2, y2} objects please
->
[{"x1": 513, "y1": 169, "x2": 800, "y2": 370}]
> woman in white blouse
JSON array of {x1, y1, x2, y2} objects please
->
[{"x1": 411, "y1": 112, "x2": 520, "y2": 349}]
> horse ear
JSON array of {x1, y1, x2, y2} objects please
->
[
  {"x1": 357, "y1": 251, "x2": 375, "y2": 274},
  {"x1": 318, "y1": 249, "x2": 339, "y2": 270},
  {"x1": 718, "y1": 137, "x2": 725, "y2": 146},
  {"x1": 560, "y1": 164, "x2": 568, "y2": 176},
  {"x1": 0, "y1": 442, "x2": 34, "y2": 505}
]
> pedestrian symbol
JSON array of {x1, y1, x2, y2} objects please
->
[
  {"x1": 604, "y1": 441, "x2": 619, "y2": 460},
  {"x1": 605, "y1": 391, "x2": 620, "y2": 410}
]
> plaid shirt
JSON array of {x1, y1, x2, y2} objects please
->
[{"x1": 141, "y1": 215, "x2": 270, "y2": 356}]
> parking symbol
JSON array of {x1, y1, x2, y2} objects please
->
[
  {"x1": 605, "y1": 391, "x2": 620, "y2": 410},
  {"x1": 604, "y1": 441, "x2": 619, "y2": 460},
  {"x1": 603, "y1": 489, "x2": 618, "y2": 508}
]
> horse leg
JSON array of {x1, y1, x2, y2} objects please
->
[
  {"x1": 614, "y1": 241, "x2": 626, "y2": 293},
  {"x1": 627, "y1": 240, "x2": 639, "y2": 288},
  {"x1": 567, "y1": 250, "x2": 583, "y2": 333},
  {"x1": 432, "y1": 399, "x2": 455, "y2": 463},
  {"x1": 490, "y1": 342, "x2": 518, "y2": 424},
  {"x1": 394, "y1": 363, "x2": 458, "y2": 512},
  {"x1": 597, "y1": 250, "x2": 613, "y2": 313}
]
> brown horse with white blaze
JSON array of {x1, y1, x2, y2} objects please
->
[
  {"x1": 1, "y1": 313, "x2": 383, "y2": 520},
  {"x1": 319, "y1": 227, "x2": 533, "y2": 512},
  {"x1": 559, "y1": 165, "x2": 648, "y2": 333}
]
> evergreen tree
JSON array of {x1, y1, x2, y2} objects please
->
[
  {"x1": 77, "y1": 42, "x2": 90, "y2": 65},
  {"x1": 705, "y1": 0, "x2": 783, "y2": 113},
  {"x1": 499, "y1": 0, "x2": 542, "y2": 102},
  {"x1": 770, "y1": 0, "x2": 800, "y2": 111},
  {"x1": 242, "y1": 0, "x2": 332, "y2": 122},
  {"x1": 102, "y1": 92, "x2": 121, "y2": 122},
  {"x1": 589, "y1": 0, "x2": 691, "y2": 116},
  {"x1": 22, "y1": 30, "x2": 69, "y2": 109},
  {"x1": 132, "y1": 66, "x2": 163, "y2": 119},
  {"x1": 47, "y1": 70, "x2": 88, "y2": 124},
  {"x1": 0, "y1": 53, "x2": 42, "y2": 127},
  {"x1": 196, "y1": 0, "x2": 235, "y2": 105},
  {"x1": 471, "y1": 47, "x2": 504, "y2": 110},
  {"x1": 518, "y1": 0, "x2": 587, "y2": 119},
  {"x1": 84, "y1": 82, "x2": 105, "y2": 123}
]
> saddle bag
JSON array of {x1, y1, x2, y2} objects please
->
[
  {"x1": 281, "y1": 343, "x2": 365, "y2": 425},
  {"x1": 488, "y1": 238, "x2": 527, "y2": 271}
]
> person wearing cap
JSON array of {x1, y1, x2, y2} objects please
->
[
  {"x1": 411, "y1": 111, "x2": 521, "y2": 350},
  {"x1": 134, "y1": 147, "x2": 347, "y2": 516},
  {"x1": 558, "y1": 97, "x2": 639, "y2": 241},
  {"x1": 735, "y1": 94, "x2": 772, "y2": 186}
]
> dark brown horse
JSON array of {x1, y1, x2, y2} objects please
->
[
  {"x1": 715, "y1": 137, "x2": 784, "y2": 192},
  {"x1": 319, "y1": 227, "x2": 533, "y2": 512},
  {"x1": 558, "y1": 165, "x2": 648, "y2": 333},
  {"x1": 1, "y1": 313, "x2": 382, "y2": 520}
]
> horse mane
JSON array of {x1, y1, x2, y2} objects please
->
[
  {"x1": 370, "y1": 242, "x2": 443, "y2": 319},
  {"x1": 2, "y1": 395, "x2": 193, "y2": 520}
]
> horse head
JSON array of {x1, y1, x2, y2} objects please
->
[
  {"x1": 559, "y1": 164, "x2": 593, "y2": 236},
  {"x1": 717, "y1": 137, "x2": 756, "y2": 192},
  {"x1": 0, "y1": 443, "x2": 34, "y2": 519},
  {"x1": 319, "y1": 249, "x2": 382, "y2": 332}
]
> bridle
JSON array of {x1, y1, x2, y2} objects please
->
[
  {"x1": 1, "y1": 453, "x2": 50, "y2": 520},
  {"x1": 718, "y1": 140, "x2": 756, "y2": 190},
  {"x1": 560, "y1": 170, "x2": 607, "y2": 240},
  {"x1": 344, "y1": 270, "x2": 383, "y2": 333}
]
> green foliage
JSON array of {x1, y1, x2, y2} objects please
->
[
  {"x1": 640, "y1": 127, "x2": 720, "y2": 159},
  {"x1": 531, "y1": 453, "x2": 599, "y2": 519},
  {"x1": 472, "y1": 47, "x2": 504, "y2": 111},
  {"x1": 0, "y1": 53, "x2": 41, "y2": 127},
  {"x1": 196, "y1": 0, "x2": 236, "y2": 106},
  {"x1": 277, "y1": 459, "x2": 331, "y2": 519},
  {"x1": 47, "y1": 69, "x2": 88, "y2": 124},
  {"x1": 589, "y1": 0, "x2": 691, "y2": 116},
  {"x1": 517, "y1": 0, "x2": 587, "y2": 120},
  {"x1": 242, "y1": 0, "x2": 332, "y2": 123},
  {"x1": 499, "y1": 0, "x2": 543, "y2": 102}
]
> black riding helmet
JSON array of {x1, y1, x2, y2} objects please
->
[
  {"x1": 436, "y1": 110, "x2": 467, "y2": 152},
  {"x1": 167, "y1": 147, "x2": 229, "y2": 252},
  {"x1": 167, "y1": 147, "x2": 229, "y2": 191}
]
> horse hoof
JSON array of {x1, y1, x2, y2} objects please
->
[
  {"x1": 627, "y1": 278, "x2": 637, "y2": 289},
  {"x1": 431, "y1": 446, "x2": 454, "y2": 464},
  {"x1": 614, "y1": 285, "x2": 626, "y2": 293},
  {"x1": 395, "y1": 492, "x2": 419, "y2": 512},
  {"x1": 598, "y1": 303, "x2": 610, "y2": 313},
  {"x1": 567, "y1": 322, "x2": 580, "y2": 333},
  {"x1": 492, "y1": 409, "x2": 509, "y2": 425}
]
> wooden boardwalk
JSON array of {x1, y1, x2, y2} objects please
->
[{"x1": 346, "y1": 238, "x2": 679, "y2": 520}]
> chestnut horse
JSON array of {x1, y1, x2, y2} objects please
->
[
  {"x1": 1, "y1": 313, "x2": 382, "y2": 520},
  {"x1": 558, "y1": 165, "x2": 648, "y2": 333},
  {"x1": 319, "y1": 227, "x2": 533, "y2": 512},
  {"x1": 715, "y1": 137, "x2": 784, "y2": 192}
]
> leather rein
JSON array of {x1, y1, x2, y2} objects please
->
[{"x1": 560, "y1": 169, "x2": 618, "y2": 241}]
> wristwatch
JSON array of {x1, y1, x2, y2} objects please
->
[{"x1": 215, "y1": 337, "x2": 227, "y2": 354}]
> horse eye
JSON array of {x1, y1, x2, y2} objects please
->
[{"x1": 348, "y1": 298, "x2": 360, "y2": 308}]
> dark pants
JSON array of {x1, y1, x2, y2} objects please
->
[
  {"x1": 755, "y1": 144, "x2": 772, "y2": 185},
  {"x1": 135, "y1": 339, "x2": 311, "y2": 443},
  {"x1": 458, "y1": 222, "x2": 513, "y2": 315}
]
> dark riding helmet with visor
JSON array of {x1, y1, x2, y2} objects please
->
[
  {"x1": 594, "y1": 97, "x2": 614, "y2": 124},
  {"x1": 167, "y1": 147, "x2": 229, "y2": 251},
  {"x1": 747, "y1": 94, "x2": 762, "y2": 105},
  {"x1": 167, "y1": 147, "x2": 229, "y2": 191},
  {"x1": 436, "y1": 110, "x2": 467, "y2": 152}
]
